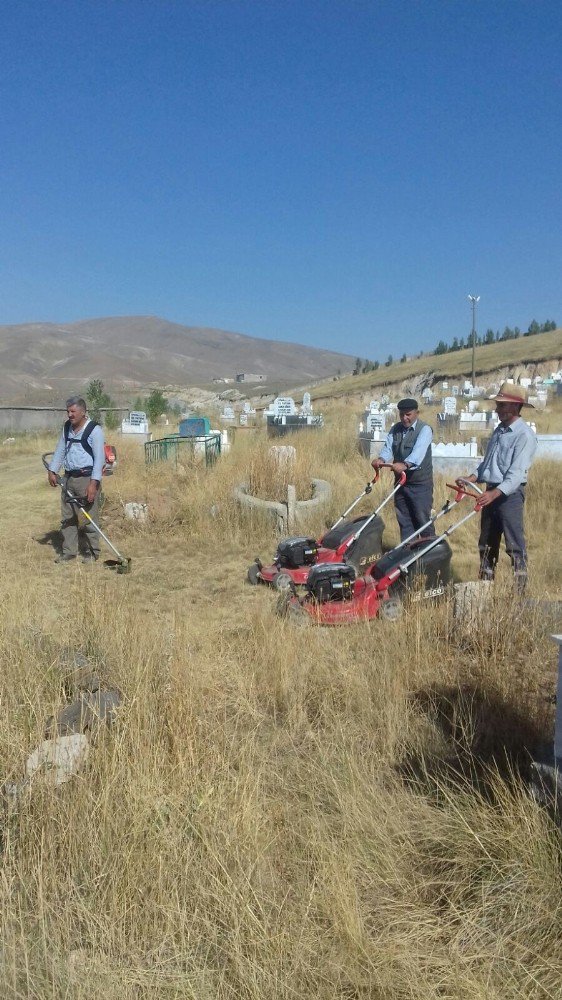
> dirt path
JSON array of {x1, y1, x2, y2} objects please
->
[{"x1": 0, "y1": 452, "x2": 269, "y2": 628}]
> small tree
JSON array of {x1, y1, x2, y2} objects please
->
[
  {"x1": 86, "y1": 379, "x2": 112, "y2": 423},
  {"x1": 145, "y1": 389, "x2": 168, "y2": 424},
  {"x1": 525, "y1": 320, "x2": 540, "y2": 337},
  {"x1": 400, "y1": 353, "x2": 407, "y2": 363},
  {"x1": 385, "y1": 354, "x2": 393, "y2": 367},
  {"x1": 104, "y1": 409, "x2": 120, "y2": 431}
]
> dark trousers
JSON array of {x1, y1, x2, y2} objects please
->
[
  {"x1": 478, "y1": 486, "x2": 527, "y2": 588},
  {"x1": 394, "y1": 481, "x2": 435, "y2": 542}
]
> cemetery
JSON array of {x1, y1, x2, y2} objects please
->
[
  {"x1": 264, "y1": 393, "x2": 324, "y2": 436},
  {"x1": 144, "y1": 414, "x2": 224, "y2": 466},
  {"x1": 0, "y1": 376, "x2": 561, "y2": 1000}
]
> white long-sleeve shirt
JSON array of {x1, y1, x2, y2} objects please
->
[{"x1": 476, "y1": 417, "x2": 537, "y2": 495}]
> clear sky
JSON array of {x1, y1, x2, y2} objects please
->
[{"x1": 1, "y1": 0, "x2": 561, "y2": 360}]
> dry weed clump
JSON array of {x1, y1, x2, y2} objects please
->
[{"x1": 0, "y1": 415, "x2": 561, "y2": 998}]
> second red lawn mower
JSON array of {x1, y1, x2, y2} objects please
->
[
  {"x1": 247, "y1": 464, "x2": 406, "y2": 591},
  {"x1": 277, "y1": 479, "x2": 484, "y2": 625}
]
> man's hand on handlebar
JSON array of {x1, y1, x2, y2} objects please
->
[
  {"x1": 476, "y1": 487, "x2": 502, "y2": 509},
  {"x1": 455, "y1": 473, "x2": 478, "y2": 487},
  {"x1": 371, "y1": 458, "x2": 385, "y2": 470},
  {"x1": 391, "y1": 461, "x2": 408, "y2": 474}
]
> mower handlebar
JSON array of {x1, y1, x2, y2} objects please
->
[
  {"x1": 370, "y1": 462, "x2": 407, "y2": 487},
  {"x1": 446, "y1": 480, "x2": 484, "y2": 504}
]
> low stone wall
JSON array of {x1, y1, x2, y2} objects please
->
[
  {"x1": 0, "y1": 406, "x2": 129, "y2": 433},
  {"x1": 536, "y1": 435, "x2": 562, "y2": 460},
  {"x1": 359, "y1": 435, "x2": 481, "y2": 478}
]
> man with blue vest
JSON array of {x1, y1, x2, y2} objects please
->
[
  {"x1": 47, "y1": 396, "x2": 105, "y2": 563},
  {"x1": 372, "y1": 398, "x2": 435, "y2": 541}
]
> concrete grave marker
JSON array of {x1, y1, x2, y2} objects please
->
[
  {"x1": 301, "y1": 392, "x2": 312, "y2": 415},
  {"x1": 272, "y1": 397, "x2": 297, "y2": 417}
]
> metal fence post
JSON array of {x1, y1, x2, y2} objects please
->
[{"x1": 553, "y1": 635, "x2": 562, "y2": 768}]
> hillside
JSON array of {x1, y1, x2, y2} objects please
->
[
  {"x1": 0, "y1": 315, "x2": 356, "y2": 404},
  {"x1": 309, "y1": 327, "x2": 562, "y2": 401}
]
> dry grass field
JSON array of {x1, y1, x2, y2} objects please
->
[{"x1": 1, "y1": 406, "x2": 561, "y2": 999}]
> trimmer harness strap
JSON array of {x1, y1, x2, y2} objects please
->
[{"x1": 63, "y1": 419, "x2": 98, "y2": 466}]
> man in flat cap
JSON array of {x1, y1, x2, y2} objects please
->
[
  {"x1": 372, "y1": 398, "x2": 435, "y2": 541},
  {"x1": 456, "y1": 382, "x2": 537, "y2": 591}
]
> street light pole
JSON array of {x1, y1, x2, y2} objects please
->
[{"x1": 468, "y1": 295, "x2": 480, "y2": 389}]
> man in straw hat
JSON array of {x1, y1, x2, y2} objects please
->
[
  {"x1": 456, "y1": 382, "x2": 537, "y2": 591},
  {"x1": 372, "y1": 397, "x2": 435, "y2": 541}
]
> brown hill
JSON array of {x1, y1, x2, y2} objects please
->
[{"x1": 0, "y1": 315, "x2": 356, "y2": 403}]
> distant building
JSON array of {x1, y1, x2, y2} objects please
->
[{"x1": 235, "y1": 373, "x2": 264, "y2": 383}]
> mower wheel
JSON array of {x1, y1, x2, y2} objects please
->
[
  {"x1": 246, "y1": 563, "x2": 261, "y2": 586},
  {"x1": 273, "y1": 572, "x2": 296, "y2": 593},
  {"x1": 379, "y1": 597, "x2": 403, "y2": 622}
]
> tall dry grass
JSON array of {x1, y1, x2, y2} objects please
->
[{"x1": 0, "y1": 409, "x2": 561, "y2": 998}]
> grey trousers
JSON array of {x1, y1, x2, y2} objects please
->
[
  {"x1": 61, "y1": 475, "x2": 100, "y2": 558},
  {"x1": 478, "y1": 486, "x2": 528, "y2": 587},
  {"x1": 394, "y1": 481, "x2": 436, "y2": 542}
]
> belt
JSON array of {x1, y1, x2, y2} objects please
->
[
  {"x1": 65, "y1": 468, "x2": 93, "y2": 478},
  {"x1": 486, "y1": 482, "x2": 526, "y2": 490}
]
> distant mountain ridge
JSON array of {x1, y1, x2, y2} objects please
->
[{"x1": 0, "y1": 315, "x2": 356, "y2": 403}]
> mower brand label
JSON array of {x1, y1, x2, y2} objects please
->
[
  {"x1": 410, "y1": 585, "x2": 446, "y2": 602},
  {"x1": 359, "y1": 551, "x2": 382, "y2": 566}
]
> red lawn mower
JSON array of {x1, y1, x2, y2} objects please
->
[
  {"x1": 247, "y1": 465, "x2": 406, "y2": 591},
  {"x1": 277, "y1": 480, "x2": 484, "y2": 625}
]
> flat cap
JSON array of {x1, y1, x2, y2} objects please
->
[{"x1": 397, "y1": 397, "x2": 418, "y2": 411}]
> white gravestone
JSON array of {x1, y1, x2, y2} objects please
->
[
  {"x1": 122, "y1": 411, "x2": 149, "y2": 434},
  {"x1": 272, "y1": 397, "x2": 297, "y2": 417},
  {"x1": 367, "y1": 412, "x2": 386, "y2": 433}
]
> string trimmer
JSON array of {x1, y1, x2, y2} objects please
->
[{"x1": 42, "y1": 455, "x2": 131, "y2": 573}]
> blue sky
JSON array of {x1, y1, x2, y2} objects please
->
[{"x1": 1, "y1": 0, "x2": 561, "y2": 360}]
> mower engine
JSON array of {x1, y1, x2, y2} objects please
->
[
  {"x1": 306, "y1": 563, "x2": 356, "y2": 602},
  {"x1": 277, "y1": 537, "x2": 319, "y2": 569}
]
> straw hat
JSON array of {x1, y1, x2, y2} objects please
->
[{"x1": 493, "y1": 382, "x2": 534, "y2": 408}]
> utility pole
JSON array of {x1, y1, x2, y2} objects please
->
[{"x1": 467, "y1": 295, "x2": 480, "y2": 389}]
